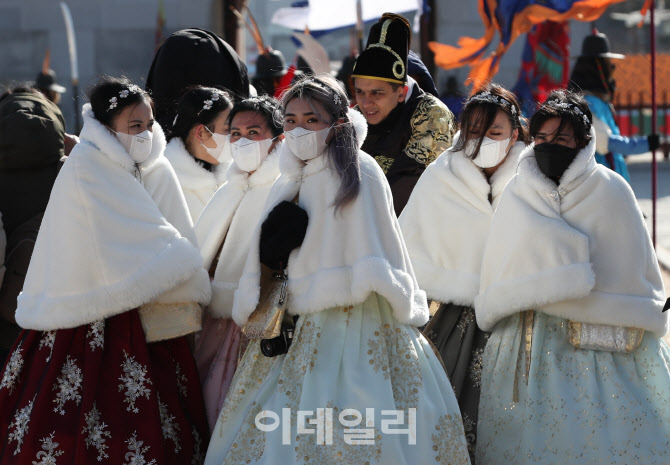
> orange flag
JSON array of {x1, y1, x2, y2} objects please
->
[{"x1": 430, "y1": 0, "x2": 627, "y2": 93}]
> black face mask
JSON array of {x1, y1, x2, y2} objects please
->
[{"x1": 533, "y1": 143, "x2": 580, "y2": 183}]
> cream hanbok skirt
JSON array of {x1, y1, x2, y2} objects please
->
[{"x1": 204, "y1": 292, "x2": 470, "y2": 465}]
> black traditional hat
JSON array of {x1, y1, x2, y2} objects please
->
[
  {"x1": 351, "y1": 13, "x2": 410, "y2": 85},
  {"x1": 34, "y1": 70, "x2": 66, "y2": 94},
  {"x1": 255, "y1": 49, "x2": 288, "y2": 79},
  {"x1": 145, "y1": 28, "x2": 250, "y2": 130},
  {"x1": 577, "y1": 32, "x2": 624, "y2": 59}
]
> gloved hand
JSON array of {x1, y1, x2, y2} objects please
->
[
  {"x1": 648, "y1": 134, "x2": 661, "y2": 152},
  {"x1": 259, "y1": 201, "x2": 309, "y2": 270}
]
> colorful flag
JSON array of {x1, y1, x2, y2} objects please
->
[
  {"x1": 430, "y1": 0, "x2": 626, "y2": 92},
  {"x1": 638, "y1": 0, "x2": 653, "y2": 27},
  {"x1": 512, "y1": 20, "x2": 570, "y2": 116}
]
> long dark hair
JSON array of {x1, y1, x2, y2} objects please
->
[
  {"x1": 453, "y1": 84, "x2": 528, "y2": 157},
  {"x1": 168, "y1": 86, "x2": 233, "y2": 149},
  {"x1": 529, "y1": 89, "x2": 593, "y2": 149},
  {"x1": 88, "y1": 76, "x2": 153, "y2": 127},
  {"x1": 281, "y1": 75, "x2": 360, "y2": 212}
]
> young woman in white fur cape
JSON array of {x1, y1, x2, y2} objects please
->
[
  {"x1": 194, "y1": 95, "x2": 283, "y2": 431},
  {"x1": 203, "y1": 76, "x2": 470, "y2": 465},
  {"x1": 164, "y1": 86, "x2": 234, "y2": 221},
  {"x1": 399, "y1": 84, "x2": 528, "y2": 462},
  {"x1": 474, "y1": 90, "x2": 670, "y2": 464},
  {"x1": 0, "y1": 78, "x2": 211, "y2": 465}
]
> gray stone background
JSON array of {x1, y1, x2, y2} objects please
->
[{"x1": 1, "y1": 0, "x2": 666, "y2": 132}]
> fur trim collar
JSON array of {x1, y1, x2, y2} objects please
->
[
  {"x1": 80, "y1": 103, "x2": 166, "y2": 173},
  {"x1": 400, "y1": 138, "x2": 525, "y2": 305},
  {"x1": 517, "y1": 126, "x2": 598, "y2": 194},
  {"x1": 226, "y1": 145, "x2": 281, "y2": 189},
  {"x1": 232, "y1": 147, "x2": 428, "y2": 327},
  {"x1": 279, "y1": 107, "x2": 369, "y2": 180},
  {"x1": 476, "y1": 124, "x2": 667, "y2": 335},
  {"x1": 15, "y1": 125, "x2": 210, "y2": 330},
  {"x1": 446, "y1": 135, "x2": 526, "y2": 210},
  {"x1": 164, "y1": 137, "x2": 228, "y2": 190}
]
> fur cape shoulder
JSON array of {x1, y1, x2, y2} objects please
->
[
  {"x1": 399, "y1": 135, "x2": 526, "y2": 305},
  {"x1": 16, "y1": 104, "x2": 211, "y2": 330},
  {"x1": 195, "y1": 148, "x2": 281, "y2": 318},
  {"x1": 164, "y1": 137, "x2": 229, "y2": 220},
  {"x1": 232, "y1": 110, "x2": 429, "y2": 327},
  {"x1": 475, "y1": 128, "x2": 667, "y2": 336}
]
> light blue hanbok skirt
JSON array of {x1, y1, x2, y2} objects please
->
[
  {"x1": 476, "y1": 310, "x2": 670, "y2": 465},
  {"x1": 204, "y1": 292, "x2": 471, "y2": 465}
]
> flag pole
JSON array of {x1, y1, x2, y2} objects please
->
[
  {"x1": 356, "y1": 0, "x2": 364, "y2": 52},
  {"x1": 650, "y1": 0, "x2": 658, "y2": 248},
  {"x1": 60, "y1": 2, "x2": 80, "y2": 133}
]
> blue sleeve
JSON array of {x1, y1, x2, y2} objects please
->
[{"x1": 608, "y1": 134, "x2": 650, "y2": 156}]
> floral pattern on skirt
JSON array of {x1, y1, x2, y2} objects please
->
[
  {"x1": 476, "y1": 311, "x2": 670, "y2": 465},
  {"x1": 0, "y1": 309, "x2": 209, "y2": 465},
  {"x1": 204, "y1": 292, "x2": 470, "y2": 465},
  {"x1": 422, "y1": 303, "x2": 489, "y2": 463},
  {"x1": 195, "y1": 315, "x2": 242, "y2": 431}
]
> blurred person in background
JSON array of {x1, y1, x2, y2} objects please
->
[
  {"x1": 441, "y1": 76, "x2": 466, "y2": 120},
  {"x1": 0, "y1": 86, "x2": 66, "y2": 364},
  {"x1": 34, "y1": 69, "x2": 80, "y2": 154},
  {"x1": 569, "y1": 32, "x2": 660, "y2": 183}
]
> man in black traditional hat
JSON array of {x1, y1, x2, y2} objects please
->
[
  {"x1": 252, "y1": 49, "x2": 288, "y2": 97},
  {"x1": 569, "y1": 31, "x2": 659, "y2": 183},
  {"x1": 352, "y1": 13, "x2": 455, "y2": 215},
  {"x1": 34, "y1": 69, "x2": 66, "y2": 105}
]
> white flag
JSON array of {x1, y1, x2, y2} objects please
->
[{"x1": 271, "y1": 0, "x2": 421, "y2": 32}]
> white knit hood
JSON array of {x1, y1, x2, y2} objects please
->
[
  {"x1": 16, "y1": 104, "x2": 211, "y2": 330},
  {"x1": 232, "y1": 109, "x2": 429, "y2": 327},
  {"x1": 164, "y1": 137, "x2": 229, "y2": 220},
  {"x1": 195, "y1": 147, "x2": 281, "y2": 318},
  {"x1": 400, "y1": 134, "x2": 526, "y2": 305},
  {"x1": 475, "y1": 127, "x2": 668, "y2": 336}
]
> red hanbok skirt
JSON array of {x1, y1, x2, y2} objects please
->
[{"x1": 0, "y1": 309, "x2": 209, "y2": 464}]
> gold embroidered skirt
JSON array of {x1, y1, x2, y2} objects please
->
[
  {"x1": 204, "y1": 292, "x2": 471, "y2": 465},
  {"x1": 476, "y1": 310, "x2": 670, "y2": 465}
]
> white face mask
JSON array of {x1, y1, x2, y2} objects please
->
[
  {"x1": 202, "y1": 126, "x2": 232, "y2": 164},
  {"x1": 467, "y1": 136, "x2": 511, "y2": 168},
  {"x1": 231, "y1": 137, "x2": 275, "y2": 172},
  {"x1": 284, "y1": 125, "x2": 332, "y2": 161},
  {"x1": 114, "y1": 130, "x2": 153, "y2": 164}
]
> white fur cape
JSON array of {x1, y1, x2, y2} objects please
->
[
  {"x1": 16, "y1": 104, "x2": 211, "y2": 330},
  {"x1": 164, "y1": 137, "x2": 229, "y2": 221},
  {"x1": 399, "y1": 135, "x2": 526, "y2": 306},
  {"x1": 231, "y1": 110, "x2": 429, "y2": 327},
  {"x1": 195, "y1": 148, "x2": 281, "y2": 318},
  {"x1": 475, "y1": 128, "x2": 668, "y2": 336}
]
